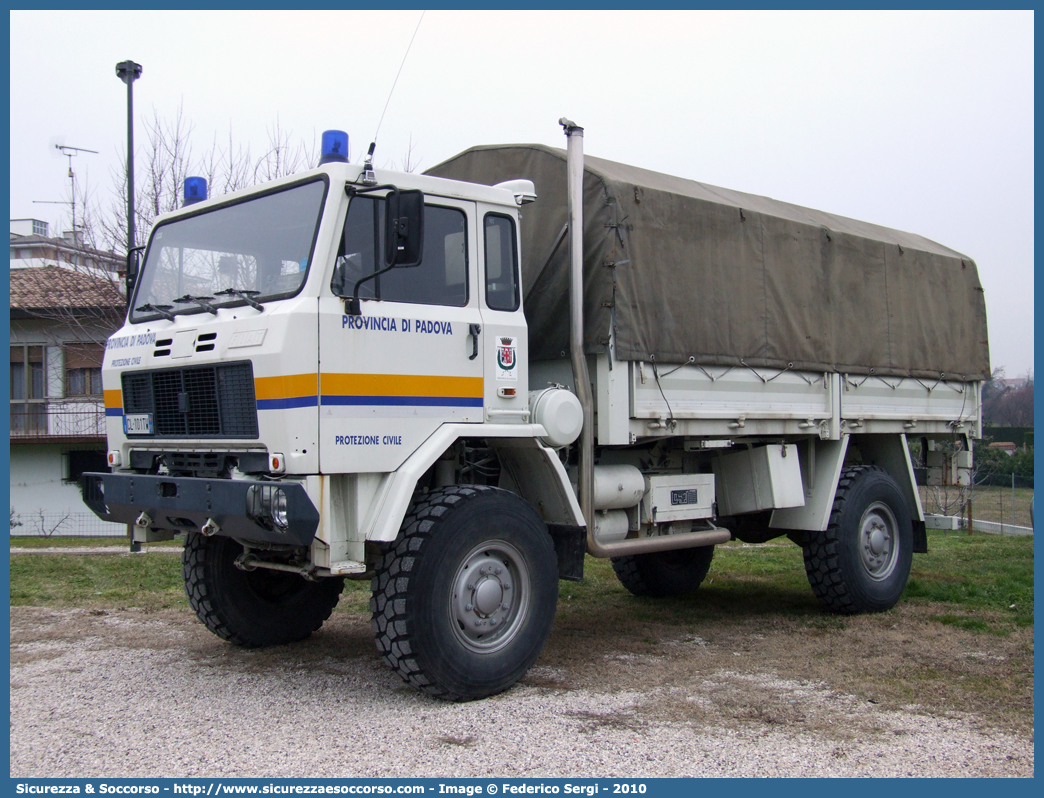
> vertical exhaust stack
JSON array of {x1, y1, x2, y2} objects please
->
[
  {"x1": 559, "y1": 118, "x2": 730, "y2": 558},
  {"x1": 560, "y1": 118, "x2": 595, "y2": 539}
]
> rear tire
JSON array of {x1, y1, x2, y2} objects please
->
[
  {"x1": 182, "y1": 534, "x2": 344, "y2": 647},
  {"x1": 611, "y1": 546, "x2": 715, "y2": 598},
  {"x1": 803, "y1": 466, "x2": 913, "y2": 614},
  {"x1": 371, "y1": 486, "x2": 558, "y2": 701}
]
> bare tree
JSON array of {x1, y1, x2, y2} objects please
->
[
  {"x1": 400, "y1": 134, "x2": 422, "y2": 173},
  {"x1": 87, "y1": 108, "x2": 322, "y2": 258},
  {"x1": 36, "y1": 509, "x2": 71, "y2": 538},
  {"x1": 253, "y1": 117, "x2": 317, "y2": 183},
  {"x1": 197, "y1": 125, "x2": 253, "y2": 197}
]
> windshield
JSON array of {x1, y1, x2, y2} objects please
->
[{"x1": 131, "y1": 177, "x2": 328, "y2": 321}]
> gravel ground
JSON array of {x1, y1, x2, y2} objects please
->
[{"x1": 10, "y1": 606, "x2": 1034, "y2": 778}]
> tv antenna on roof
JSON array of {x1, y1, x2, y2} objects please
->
[{"x1": 33, "y1": 143, "x2": 98, "y2": 239}]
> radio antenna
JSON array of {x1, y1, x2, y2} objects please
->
[
  {"x1": 34, "y1": 144, "x2": 98, "y2": 239},
  {"x1": 364, "y1": 10, "x2": 425, "y2": 168}
]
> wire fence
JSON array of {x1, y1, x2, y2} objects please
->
[
  {"x1": 10, "y1": 511, "x2": 126, "y2": 538},
  {"x1": 976, "y1": 472, "x2": 1034, "y2": 488},
  {"x1": 920, "y1": 484, "x2": 1034, "y2": 530}
]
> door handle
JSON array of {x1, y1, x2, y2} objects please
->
[{"x1": 468, "y1": 324, "x2": 481, "y2": 360}]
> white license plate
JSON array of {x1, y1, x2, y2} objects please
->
[{"x1": 123, "y1": 413, "x2": 154, "y2": 435}]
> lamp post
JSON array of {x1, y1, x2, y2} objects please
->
[
  {"x1": 115, "y1": 59, "x2": 141, "y2": 555},
  {"x1": 115, "y1": 60, "x2": 142, "y2": 304}
]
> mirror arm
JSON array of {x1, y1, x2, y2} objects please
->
[
  {"x1": 345, "y1": 183, "x2": 399, "y2": 197},
  {"x1": 346, "y1": 261, "x2": 399, "y2": 316}
]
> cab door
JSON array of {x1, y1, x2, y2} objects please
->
[
  {"x1": 318, "y1": 192, "x2": 483, "y2": 474},
  {"x1": 477, "y1": 205, "x2": 529, "y2": 421}
]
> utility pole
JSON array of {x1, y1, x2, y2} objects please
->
[{"x1": 115, "y1": 60, "x2": 142, "y2": 302}]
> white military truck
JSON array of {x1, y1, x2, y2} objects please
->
[{"x1": 84, "y1": 120, "x2": 990, "y2": 701}]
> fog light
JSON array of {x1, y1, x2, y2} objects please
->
[
  {"x1": 271, "y1": 489, "x2": 288, "y2": 530},
  {"x1": 246, "y1": 484, "x2": 289, "y2": 533}
]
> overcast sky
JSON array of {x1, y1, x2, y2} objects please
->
[{"x1": 9, "y1": 10, "x2": 1034, "y2": 377}]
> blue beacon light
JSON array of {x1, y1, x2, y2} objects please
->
[
  {"x1": 319, "y1": 130, "x2": 349, "y2": 165},
  {"x1": 183, "y1": 176, "x2": 208, "y2": 206}
]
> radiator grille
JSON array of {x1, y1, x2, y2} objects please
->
[{"x1": 121, "y1": 362, "x2": 258, "y2": 439}]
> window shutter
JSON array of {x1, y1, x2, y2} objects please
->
[{"x1": 64, "y1": 343, "x2": 104, "y2": 369}]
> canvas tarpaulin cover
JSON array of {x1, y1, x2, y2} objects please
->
[{"x1": 426, "y1": 145, "x2": 990, "y2": 380}]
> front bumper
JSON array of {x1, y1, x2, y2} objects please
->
[{"x1": 81, "y1": 472, "x2": 319, "y2": 546}]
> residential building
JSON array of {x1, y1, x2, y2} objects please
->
[
  {"x1": 11, "y1": 218, "x2": 124, "y2": 276},
  {"x1": 10, "y1": 224, "x2": 127, "y2": 536},
  {"x1": 987, "y1": 441, "x2": 1019, "y2": 456}
]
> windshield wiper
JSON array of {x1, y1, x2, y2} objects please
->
[
  {"x1": 213, "y1": 288, "x2": 265, "y2": 312},
  {"x1": 134, "y1": 303, "x2": 176, "y2": 321},
  {"x1": 172, "y1": 294, "x2": 218, "y2": 315}
]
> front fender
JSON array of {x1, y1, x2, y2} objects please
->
[{"x1": 359, "y1": 423, "x2": 582, "y2": 542}]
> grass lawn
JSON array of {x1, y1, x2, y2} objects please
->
[
  {"x1": 10, "y1": 549, "x2": 187, "y2": 609},
  {"x1": 9, "y1": 535, "x2": 181, "y2": 549},
  {"x1": 10, "y1": 531, "x2": 1033, "y2": 635},
  {"x1": 552, "y1": 530, "x2": 1033, "y2": 636}
]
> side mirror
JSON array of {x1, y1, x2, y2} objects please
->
[
  {"x1": 384, "y1": 189, "x2": 424, "y2": 268},
  {"x1": 125, "y1": 245, "x2": 145, "y2": 311}
]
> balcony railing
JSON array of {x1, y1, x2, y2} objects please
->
[{"x1": 10, "y1": 402, "x2": 107, "y2": 440}]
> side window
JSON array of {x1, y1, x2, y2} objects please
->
[
  {"x1": 483, "y1": 214, "x2": 519, "y2": 311},
  {"x1": 333, "y1": 196, "x2": 468, "y2": 307},
  {"x1": 333, "y1": 195, "x2": 383, "y2": 300}
]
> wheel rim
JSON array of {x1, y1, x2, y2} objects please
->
[
  {"x1": 449, "y1": 540, "x2": 530, "y2": 654},
  {"x1": 858, "y1": 501, "x2": 899, "y2": 581}
]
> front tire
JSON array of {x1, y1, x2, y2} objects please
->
[
  {"x1": 371, "y1": 486, "x2": 558, "y2": 701},
  {"x1": 182, "y1": 534, "x2": 344, "y2": 647},
  {"x1": 803, "y1": 466, "x2": 913, "y2": 614},
  {"x1": 611, "y1": 546, "x2": 715, "y2": 598}
]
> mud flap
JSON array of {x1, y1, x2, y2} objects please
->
[
  {"x1": 912, "y1": 520, "x2": 928, "y2": 553},
  {"x1": 547, "y1": 524, "x2": 586, "y2": 582}
]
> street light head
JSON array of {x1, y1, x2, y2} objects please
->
[{"x1": 115, "y1": 60, "x2": 142, "y2": 84}]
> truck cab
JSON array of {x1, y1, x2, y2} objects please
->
[{"x1": 90, "y1": 149, "x2": 563, "y2": 547}]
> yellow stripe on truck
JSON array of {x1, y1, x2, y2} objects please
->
[
  {"x1": 320, "y1": 373, "x2": 483, "y2": 398},
  {"x1": 254, "y1": 373, "x2": 319, "y2": 401}
]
